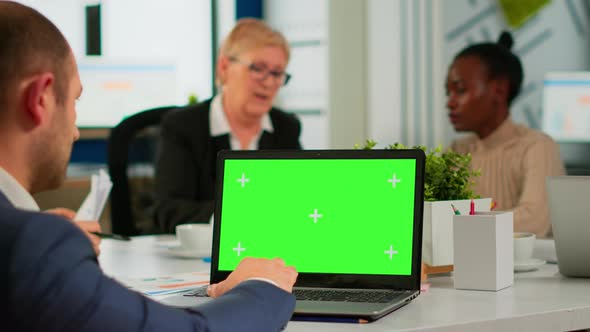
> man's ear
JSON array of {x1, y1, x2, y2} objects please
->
[{"x1": 23, "y1": 73, "x2": 55, "y2": 126}]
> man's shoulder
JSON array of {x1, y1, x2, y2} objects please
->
[
  {"x1": 0, "y1": 205, "x2": 89, "y2": 282},
  {"x1": 1, "y1": 205, "x2": 96, "y2": 284},
  {"x1": 0, "y1": 205, "x2": 81, "y2": 246},
  {"x1": 0, "y1": 204, "x2": 30, "y2": 252},
  {"x1": 0, "y1": 203, "x2": 45, "y2": 233}
]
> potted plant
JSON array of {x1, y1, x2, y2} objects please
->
[{"x1": 356, "y1": 140, "x2": 490, "y2": 267}]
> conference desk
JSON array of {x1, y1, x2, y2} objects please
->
[{"x1": 99, "y1": 236, "x2": 590, "y2": 332}]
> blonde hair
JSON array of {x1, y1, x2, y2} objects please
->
[
  {"x1": 220, "y1": 18, "x2": 290, "y2": 60},
  {"x1": 216, "y1": 18, "x2": 289, "y2": 86}
]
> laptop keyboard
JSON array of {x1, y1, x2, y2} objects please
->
[
  {"x1": 293, "y1": 289, "x2": 410, "y2": 303},
  {"x1": 183, "y1": 285, "x2": 412, "y2": 304},
  {"x1": 182, "y1": 286, "x2": 209, "y2": 298}
]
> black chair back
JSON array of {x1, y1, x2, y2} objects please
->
[{"x1": 107, "y1": 106, "x2": 177, "y2": 236}]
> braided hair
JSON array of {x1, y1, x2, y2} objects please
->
[{"x1": 454, "y1": 31, "x2": 523, "y2": 105}]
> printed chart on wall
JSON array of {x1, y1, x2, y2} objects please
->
[
  {"x1": 76, "y1": 58, "x2": 177, "y2": 128},
  {"x1": 543, "y1": 72, "x2": 590, "y2": 142}
]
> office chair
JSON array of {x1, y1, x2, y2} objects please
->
[{"x1": 107, "y1": 106, "x2": 178, "y2": 236}]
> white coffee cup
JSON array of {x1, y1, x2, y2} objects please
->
[
  {"x1": 175, "y1": 223, "x2": 212, "y2": 254},
  {"x1": 514, "y1": 232, "x2": 536, "y2": 263}
]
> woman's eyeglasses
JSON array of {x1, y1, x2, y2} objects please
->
[{"x1": 229, "y1": 57, "x2": 291, "y2": 86}]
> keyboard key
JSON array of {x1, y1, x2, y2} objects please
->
[
  {"x1": 183, "y1": 286, "x2": 209, "y2": 298},
  {"x1": 293, "y1": 289, "x2": 409, "y2": 303}
]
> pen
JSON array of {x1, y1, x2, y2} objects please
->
[
  {"x1": 90, "y1": 231, "x2": 131, "y2": 241},
  {"x1": 450, "y1": 204, "x2": 461, "y2": 215},
  {"x1": 469, "y1": 199, "x2": 475, "y2": 215}
]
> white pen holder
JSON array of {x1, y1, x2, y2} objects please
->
[{"x1": 453, "y1": 211, "x2": 513, "y2": 291}]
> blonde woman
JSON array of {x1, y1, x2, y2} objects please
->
[{"x1": 155, "y1": 18, "x2": 301, "y2": 232}]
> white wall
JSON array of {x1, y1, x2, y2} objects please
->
[
  {"x1": 265, "y1": 0, "x2": 329, "y2": 149},
  {"x1": 326, "y1": 0, "x2": 368, "y2": 149},
  {"x1": 216, "y1": 0, "x2": 237, "y2": 48},
  {"x1": 367, "y1": 0, "x2": 402, "y2": 148},
  {"x1": 17, "y1": 0, "x2": 90, "y2": 56},
  {"x1": 366, "y1": 0, "x2": 446, "y2": 149}
]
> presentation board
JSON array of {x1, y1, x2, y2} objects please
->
[
  {"x1": 76, "y1": 58, "x2": 177, "y2": 128},
  {"x1": 543, "y1": 72, "x2": 590, "y2": 142}
]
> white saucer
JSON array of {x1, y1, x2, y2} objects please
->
[
  {"x1": 154, "y1": 239, "x2": 181, "y2": 249},
  {"x1": 514, "y1": 258, "x2": 546, "y2": 272},
  {"x1": 166, "y1": 246, "x2": 210, "y2": 259}
]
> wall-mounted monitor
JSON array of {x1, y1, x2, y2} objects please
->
[
  {"x1": 76, "y1": 58, "x2": 177, "y2": 128},
  {"x1": 543, "y1": 72, "x2": 590, "y2": 142}
]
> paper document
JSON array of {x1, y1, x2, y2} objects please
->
[
  {"x1": 118, "y1": 272, "x2": 210, "y2": 297},
  {"x1": 75, "y1": 169, "x2": 113, "y2": 221}
]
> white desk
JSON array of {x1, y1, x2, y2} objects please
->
[
  {"x1": 99, "y1": 235, "x2": 210, "y2": 278},
  {"x1": 99, "y1": 236, "x2": 590, "y2": 332}
]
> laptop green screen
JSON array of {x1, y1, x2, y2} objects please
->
[{"x1": 217, "y1": 158, "x2": 417, "y2": 275}]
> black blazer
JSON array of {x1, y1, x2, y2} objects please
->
[{"x1": 154, "y1": 99, "x2": 302, "y2": 232}]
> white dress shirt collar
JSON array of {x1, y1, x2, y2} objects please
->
[
  {"x1": 0, "y1": 167, "x2": 40, "y2": 211},
  {"x1": 209, "y1": 93, "x2": 274, "y2": 150}
]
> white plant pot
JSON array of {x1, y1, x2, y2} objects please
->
[{"x1": 422, "y1": 198, "x2": 492, "y2": 266}]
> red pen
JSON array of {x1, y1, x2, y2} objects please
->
[{"x1": 469, "y1": 199, "x2": 475, "y2": 215}]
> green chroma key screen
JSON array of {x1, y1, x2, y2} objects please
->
[{"x1": 217, "y1": 158, "x2": 417, "y2": 275}]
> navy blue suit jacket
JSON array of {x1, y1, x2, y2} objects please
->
[{"x1": 0, "y1": 192, "x2": 295, "y2": 331}]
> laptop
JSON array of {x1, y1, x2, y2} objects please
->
[
  {"x1": 161, "y1": 149, "x2": 425, "y2": 321},
  {"x1": 547, "y1": 176, "x2": 590, "y2": 277}
]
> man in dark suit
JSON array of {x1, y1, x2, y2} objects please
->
[
  {"x1": 155, "y1": 18, "x2": 302, "y2": 233},
  {"x1": 0, "y1": 3, "x2": 297, "y2": 331}
]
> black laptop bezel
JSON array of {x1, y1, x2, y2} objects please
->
[{"x1": 210, "y1": 149, "x2": 425, "y2": 292}]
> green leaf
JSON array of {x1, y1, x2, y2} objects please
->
[{"x1": 355, "y1": 140, "x2": 481, "y2": 200}]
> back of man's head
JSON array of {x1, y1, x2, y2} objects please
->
[{"x1": 0, "y1": 2, "x2": 70, "y2": 111}]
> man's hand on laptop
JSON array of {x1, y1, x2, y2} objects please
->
[
  {"x1": 207, "y1": 257, "x2": 298, "y2": 298},
  {"x1": 44, "y1": 208, "x2": 102, "y2": 256}
]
